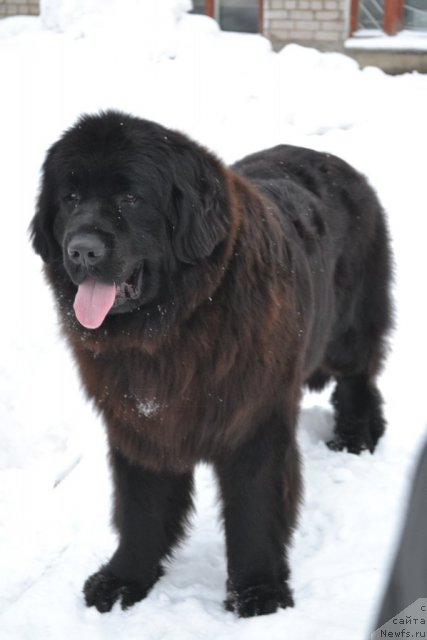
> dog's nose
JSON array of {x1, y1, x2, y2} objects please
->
[{"x1": 67, "y1": 234, "x2": 107, "y2": 267}]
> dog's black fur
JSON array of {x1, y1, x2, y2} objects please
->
[{"x1": 30, "y1": 111, "x2": 393, "y2": 617}]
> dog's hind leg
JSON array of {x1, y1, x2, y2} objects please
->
[
  {"x1": 327, "y1": 251, "x2": 392, "y2": 453},
  {"x1": 325, "y1": 296, "x2": 390, "y2": 455},
  {"x1": 328, "y1": 374, "x2": 386, "y2": 454},
  {"x1": 327, "y1": 211, "x2": 392, "y2": 454}
]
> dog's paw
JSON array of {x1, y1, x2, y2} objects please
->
[
  {"x1": 327, "y1": 432, "x2": 374, "y2": 455},
  {"x1": 83, "y1": 565, "x2": 162, "y2": 613},
  {"x1": 225, "y1": 581, "x2": 294, "y2": 618}
]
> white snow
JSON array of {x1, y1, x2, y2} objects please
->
[
  {"x1": 1, "y1": 1, "x2": 427, "y2": 638},
  {"x1": 347, "y1": 29, "x2": 427, "y2": 51},
  {"x1": 136, "y1": 399, "x2": 161, "y2": 419}
]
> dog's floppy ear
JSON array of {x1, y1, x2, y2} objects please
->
[
  {"x1": 29, "y1": 147, "x2": 61, "y2": 263},
  {"x1": 170, "y1": 147, "x2": 230, "y2": 264}
]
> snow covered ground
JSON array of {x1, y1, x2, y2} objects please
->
[{"x1": 1, "y1": 2, "x2": 427, "y2": 638}]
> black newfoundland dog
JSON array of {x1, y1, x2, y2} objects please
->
[{"x1": 30, "y1": 111, "x2": 392, "y2": 618}]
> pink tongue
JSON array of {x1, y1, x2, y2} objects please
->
[{"x1": 73, "y1": 279, "x2": 117, "y2": 329}]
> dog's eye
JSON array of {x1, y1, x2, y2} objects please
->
[
  {"x1": 64, "y1": 193, "x2": 80, "y2": 204},
  {"x1": 122, "y1": 194, "x2": 137, "y2": 205}
]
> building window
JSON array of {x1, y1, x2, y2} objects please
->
[
  {"x1": 351, "y1": 0, "x2": 427, "y2": 35},
  {"x1": 358, "y1": 0, "x2": 384, "y2": 30},
  {"x1": 190, "y1": 0, "x2": 263, "y2": 34},
  {"x1": 405, "y1": 0, "x2": 427, "y2": 30},
  {"x1": 191, "y1": 0, "x2": 207, "y2": 15}
]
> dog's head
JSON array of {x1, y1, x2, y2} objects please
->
[{"x1": 30, "y1": 111, "x2": 230, "y2": 329}]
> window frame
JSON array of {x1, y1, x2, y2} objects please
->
[
  {"x1": 201, "y1": 0, "x2": 264, "y2": 34},
  {"x1": 350, "y1": 0, "x2": 405, "y2": 36}
]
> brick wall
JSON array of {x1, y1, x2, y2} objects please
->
[
  {"x1": 264, "y1": 0, "x2": 347, "y2": 51},
  {"x1": 0, "y1": 0, "x2": 39, "y2": 17}
]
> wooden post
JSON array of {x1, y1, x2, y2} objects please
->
[
  {"x1": 349, "y1": 0, "x2": 360, "y2": 35},
  {"x1": 384, "y1": 0, "x2": 404, "y2": 35},
  {"x1": 205, "y1": 0, "x2": 215, "y2": 18}
]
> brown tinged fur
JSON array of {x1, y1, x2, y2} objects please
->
[
  {"x1": 31, "y1": 110, "x2": 393, "y2": 618},
  {"x1": 56, "y1": 168, "x2": 302, "y2": 473}
]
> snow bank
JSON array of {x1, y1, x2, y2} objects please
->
[
  {"x1": 40, "y1": 0, "x2": 192, "y2": 60},
  {"x1": 40, "y1": 0, "x2": 192, "y2": 32}
]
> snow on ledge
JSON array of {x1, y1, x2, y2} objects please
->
[{"x1": 346, "y1": 29, "x2": 427, "y2": 52}]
